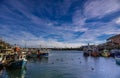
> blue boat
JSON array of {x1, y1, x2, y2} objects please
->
[
  {"x1": 3, "y1": 52, "x2": 27, "y2": 69},
  {"x1": 6, "y1": 59, "x2": 27, "y2": 69},
  {"x1": 115, "y1": 50, "x2": 120, "y2": 65}
]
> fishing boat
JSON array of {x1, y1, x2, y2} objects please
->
[
  {"x1": 37, "y1": 49, "x2": 49, "y2": 57},
  {"x1": 101, "y1": 49, "x2": 110, "y2": 57},
  {"x1": 26, "y1": 48, "x2": 49, "y2": 58},
  {"x1": 2, "y1": 53, "x2": 27, "y2": 69},
  {"x1": 83, "y1": 43, "x2": 92, "y2": 56},
  {"x1": 91, "y1": 46, "x2": 99, "y2": 57},
  {"x1": 7, "y1": 58, "x2": 27, "y2": 69},
  {"x1": 115, "y1": 50, "x2": 120, "y2": 65},
  {"x1": 83, "y1": 50, "x2": 91, "y2": 56},
  {"x1": 3, "y1": 45, "x2": 27, "y2": 69},
  {"x1": 0, "y1": 53, "x2": 4, "y2": 69}
]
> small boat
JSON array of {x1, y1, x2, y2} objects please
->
[
  {"x1": 101, "y1": 49, "x2": 110, "y2": 57},
  {"x1": 37, "y1": 52, "x2": 49, "y2": 57},
  {"x1": 115, "y1": 50, "x2": 120, "y2": 65},
  {"x1": 26, "y1": 49, "x2": 49, "y2": 58},
  {"x1": 37, "y1": 49, "x2": 49, "y2": 57}
]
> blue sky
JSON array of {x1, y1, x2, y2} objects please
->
[{"x1": 0, "y1": 0, "x2": 120, "y2": 48}]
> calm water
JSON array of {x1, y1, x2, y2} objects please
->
[{"x1": 0, "y1": 50, "x2": 120, "y2": 78}]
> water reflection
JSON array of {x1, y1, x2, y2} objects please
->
[
  {"x1": 27, "y1": 57, "x2": 48, "y2": 64},
  {"x1": 0, "y1": 68, "x2": 4, "y2": 78},
  {"x1": 1, "y1": 51, "x2": 120, "y2": 78},
  {"x1": 6, "y1": 67, "x2": 26, "y2": 78}
]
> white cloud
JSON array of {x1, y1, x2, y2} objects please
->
[
  {"x1": 115, "y1": 17, "x2": 120, "y2": 24},
  {"x1": 84, "y1": 0, "x2": 120, "y2": 18},
  {"x1": 1, "y1": 0, "x2": 120, "y2": 48}
]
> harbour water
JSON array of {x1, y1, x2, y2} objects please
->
[{"x1": 0, "y1": 50, "x2": 120, "y2": 78}]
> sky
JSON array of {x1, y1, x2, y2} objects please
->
[{"x1": 0, "y1": 0, "x2": 120, "y2": 48}]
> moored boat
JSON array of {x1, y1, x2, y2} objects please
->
[
  {"x1": 101, "y1": 49, "x2": 110, "y2": 57},
  {"x1": 91, "y1": 46, "x2": 99, "y2": 57},
  {"x1": 110, "y1": 49, "x2": 118, "y2": 57},
  {"x1": 83, "y1": 50, "x2": 91, "y2": 56},
  {"x1": 83, "y1": 43, "x2": 92, "y2": 57},
  {"x1": 6, "y1": 59, "x2": 27, "y2": 69},
  {"x1": 37, "y1": 49, "x2": 49, "y2": 57},
  {"x1": 91, "y1": 52, "x2": 99, "y2": 57},
  {"x1": 0, "y1": 53, "x2": 4, "y2": 69},
  {"x1": 2, "y1": 45, "x2": 27, "y2": 69},
  {"x1": 115, "y1": 50, "x2": 120, "y2": 65},
  {"x1": 2, "y1": 53, "x2": 27, "y2": 69}
]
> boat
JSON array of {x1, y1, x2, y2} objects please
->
[
  {"x1": 115, "y1": 50, "x2": 120, "y2": 65},
  {"x1": 2, "y1": 52, "x2": 27, "y2": 69},
  {"x1": 83, "y1": 43, "x2": 92, "y2": 56},
  {"x1": 6, "y1": 59, "x2": 27, "y2": 69},
  {"x1": 26, "y1": 48, "x2": 49, "y2": 58},
  {"x1": 37, "y1": 49, "x2": 49, "y2": 57},
  {"x1": 110, "y1": 49, "x2": 117, "y2": 57},
  {"x1": 83, "y1": 50, "x2": 91, "y2": 56},
  {"x1": 101, "y1": 49, "x2": 110, "y2": 57},
  {"x1": 2, "y1": 46, "x2": 27, "y2": 69},
  {"x1": 91, "y1": 46, "x2": 99, "y2": 57},
  {"x1": 0, "y1": 53, "x2": 4, "y2": 69}
]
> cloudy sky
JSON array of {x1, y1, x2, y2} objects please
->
[{"x1": 0, "y1": 0, "x2": 120, "y2": 48}]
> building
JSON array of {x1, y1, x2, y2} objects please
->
[{"x1": 107, "y1": 34, "x2": 120, "y2": 49}]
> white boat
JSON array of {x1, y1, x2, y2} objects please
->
[{"x1": 0, "y1": 53, "x2": 4, "y2": 69}]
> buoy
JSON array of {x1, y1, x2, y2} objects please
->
[
  {"x1": 52, "y1": 62, "x2": 54, "y2": 64},
  {"x1": 91, "y1": 68, "x2": 94, "y2": 70}
]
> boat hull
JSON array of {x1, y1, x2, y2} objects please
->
[
  {"x1": 115, "y1": 57, "x2": 120, "y2": 65},
  {"x1": 6, "y1": 60, "x2": 27, "y2": 69},
  {"x1": 101, "y1": 52, "x2": 110, "y2": 57},
  {"x1": 37, "y1": 53, "x2": 48, "y2": 57},
  {"x1": 83, "y1": 52, "x2": 89, "y2": 56},
  {"x1": 91, "y1": 52, "x2": 99, "y2": 57},
  {"x1": 0, "y1": 62, "x2": 3, "y2": 70},
  {"x1": 115, "y1": 52, "x2": 120, "y2": 65},
  {"x1": 27, "y1": 53, "x2": 49, "y2": 58}
]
